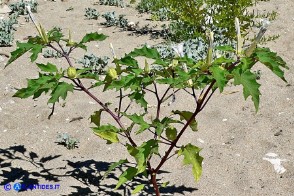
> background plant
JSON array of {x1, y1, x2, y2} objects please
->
[
  {"x1": 99, "y1": 0, "x2": 126, "y2": 8},
  {"x1": 5, "y1": 5, "x2": 288, "y2": 196},
  {"x1": 0, "y1": 13, "x2": 18, "y2": 46},
  {"x1": 84, "y1": 7, "x2": 100, "y2": 20},
  {"x1": 133, "y1": 0, "x2": 277, "y2": 42},
  {"x1": 56, "y1": 133, "x2": 79, "y2": 150},
  {"x1": 101, "y1": 11, "x2": 128, "y2": 28}
]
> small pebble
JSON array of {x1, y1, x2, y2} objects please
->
[
  {"x1": 197, "y1": 138, "x2": 205, "y2": 143},
  {"x1": 3, "y1": 129, "x2": 7, "y2": 132},
  {"x1": 89, "y1": 101, "x2": 95, "y2": 104},
  {"x1": 222, "y1": 119, "x2": 228, "y2": 122},
  {"x1": 274, "y1": 130, "x2": 282, "y2": 136}
]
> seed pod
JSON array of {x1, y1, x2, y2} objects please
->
[
  {"x1": 165, "y1": 126, "x2": 177, "y2": 141},
  {"x1": 67, "y1": 67, "x2": 77, "y2": 79},
  {"x1": 108, "y1": 68, "x2": 118, "y2": 79}
]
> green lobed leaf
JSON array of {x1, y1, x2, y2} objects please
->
[
  {"x1": 117, "y1": 56, "x2": 138, "y2": 67},
  {"x1": 13, "y1": 73, "x2": 59, "y2": 99},
  {"x1": 80, "y1": 32, "x2": 108, "y2": 44},
  {"x1": 129, "y1": 91, "x2": 148, "y2": 110},
  {"x1": 115, "y1": 167, "x2": 138, "y2": 190},
  {"x1": 255, "y1": 47, "x2": 289, "y2": 82},
  {"x1": 151, "y1": 117, "x2": 182, "y2": 136},
  {"x1": 128, "y1": 45, "x2": 161, "y2": 59},
  {"x1": 48, "y1": 82, "x2": 74, "y2": 103},
  {"x1": 123, "y1": 113, "x2": 150, "y2": 134},
  {"x1": 178, "y1": 143, "x2": 203, "y2": 182},
  {"x1": 172, "y1": 110, "x2": 198, "y2": 131},
  {"x1": 6, "y1": 42, "x2": 44, "y2": 67},
  {"x1": 36, "y1": 63, "x2": 58, "y2": 73},
  {"x1": 239, "y1": 57, "x2": 256, "y2": 71},
  {"x1": 90, "y1": 109, "x2": 104, "y2": 127},
  {"x1": 210, "y1": 66, "x2": 227, "y2": 92},
  {"x1": 132, "y1": 184, "x2": 145, "y2": 194},
  {"x1": 233, "y1": 69, "x2": 261, "y2": 111},
  {"x1": 103, "y1": 159, "x2": 129, "y2": 180},
  {"x1": 127, "y1": 139, "x2": 159, "y2": 174},
  {"x1": 48, "y1": 27, "x2": 64, "y2": 42},
  {"x1": 92, "y1": 124, "x2": 120, "y2": 144}
]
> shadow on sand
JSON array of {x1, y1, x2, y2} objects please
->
[{"x1": 0, "y1": 145, "x2": 198, "y2": 195}]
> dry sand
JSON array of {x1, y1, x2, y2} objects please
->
[{"x1": 0, "y1": 0, "x2": 293, "y2": 195}]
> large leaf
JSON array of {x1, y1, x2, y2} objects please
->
[
  {"x1": 36, "y1": 63, "x2": 58, "y2": 73},
  {"x1": 92, "y1": 125, "x2": 120, "y2": 144},
  {"x1": 233, "y1": 69, "x2": 261, "y2": 111},
  {"x1": 124, "y1": 113, "x2": 150, "y2": 134},
  {"x1": 103, "y1": 159, "x2": 129, "y2": 179},
  {"x1": 80, "y1": 32, "x2": 108, "y2": 43},
  {"x1": 48, "y1": 82, "x2": 74, "y2": 103},
  {"x1": 127, "y1": 139, "x2": 158, "y2": 173},
  {"x1": 172, "y1": 110, "x2": 198, "y2": 131},
  {"x1": 210, "y1": 66, "x2": 227, "y2": 92},
  {"x1": 178, "y1": 144, "x2": 203, "y2": 182},
  {"x1": 255, "y1": 47, "x2": 289, "y2": 82},
  {"x1": 13, "y1": 73, "x2": 58, "y2": 99},
  {"x1": 117, "y1": 56, "x2": 138, "y2": 67},
  {"x1": 115, "y1": 167, "x2": 138, "y2": 189},
  {"x1": 128, "y1": 45, "x2": 161, "y2": 59},
  {"x1": 6, "y1": 42, "x2": 44, "y2": 66},
  {"x1": 129, "y1": 91, "x2": 148, "y2": 110}
]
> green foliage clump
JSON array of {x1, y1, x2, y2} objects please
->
[
  {"x1": 78, "y1": 54, "x2": 109, "y2": 74},
  {"x1": 101, "y1": 12, "x2": 129, "y2": 28},
  {"x1": 56, "y1": 133, "x2": 79, "y2": 150},
  {"x1": 84, "y1": 8, "x2": 100, "y2": 20},
  {"x1": 99, "y1": 0, "x2": 125, "y2": 8},
  {"x1": 43, "y1": 49, "x2": 62, "y2": 58},
  {"x1": 134, "y1": 0, "x2": 277, "y2": 42},
  {"x1": 0, "y1": 14, "x2": 18, "y2": 46},
  {"x1": 5, "y1": 4, "x2": 289, "y2": 196},
  {"x1": 9, "y1": 0, "x2": 38, "y2": 15}
]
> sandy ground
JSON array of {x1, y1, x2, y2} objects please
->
[{"x1": 0, "y1": 0, "x2": 294, "y2": 195}]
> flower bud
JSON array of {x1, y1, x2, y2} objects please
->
[
  {"x1": 108, "y1": 68, "x2": 118, "y2": 79},
  {"x1": 67, "y1": 67, "x2": 77, "y2": 79},
  {"x1": 144, "y1": 59, "x2": 150, "y2": 73},
  {"x1": 165, "y1": 126, "x2": 177, "y2": 141}
]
